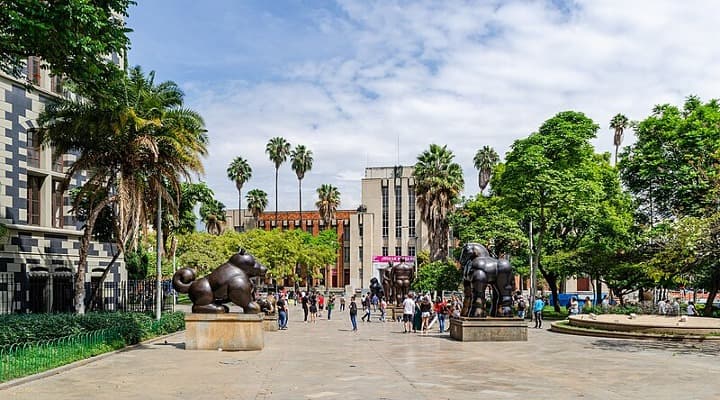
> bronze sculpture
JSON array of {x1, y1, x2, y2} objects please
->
[
  {"x1": 369, "y1": 277, "x2": 383, "y2": 299},
  {"x1": 390, "y1": 258, "x2": 414, "y2": 306},
  {"x1": 459, "y1": 243, "x2": 513, "y2": 318},
  {"x1": 379, "y1": 262, "x2": 394, "y2": 303},
  {"x1": 172, "y1": 249, "x2": 267, "y2": 313},
  {"x1": 258, "y1": 294, "x2": 276, "y2": 315}
]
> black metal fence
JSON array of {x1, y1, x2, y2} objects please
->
[{"x1": 0, "y1": 274, "x2": 173, "y2": 315}]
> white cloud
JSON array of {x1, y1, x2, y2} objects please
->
[{"x1": 182, "y1": 0, "x2": 720, "y2": 213}]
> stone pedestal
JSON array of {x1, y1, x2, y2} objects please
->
[
  {"x1": 263, "y1": 313, "x2": 278, "y2": 332},
  {"x1": 185, "y1": 313, "x2": 264, "y2": 351},
  {"x1": 449, "y1": 317, "x2": 527, "y2": 342},
  {"x1": 390, "y1": 306, "x2": 404, "y2": 321}
]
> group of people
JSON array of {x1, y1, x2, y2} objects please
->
[
  {"x1": 657, "y1": 298, "x2": 698, "y2": 316},
  {"x1": 298, "y1": 291, "x2": 338, "y2": 323}
]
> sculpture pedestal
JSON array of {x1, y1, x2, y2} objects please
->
[
  {"x1": 449, "y1": 317, "x2": 527, "y2": 342},
  {"x1": 185, "y1": 313, "x2": 264, "y2": 351},
  {"x1": 390, "y1": 306, "x2": 404, "y2": 321},
  {"x1": 263, "y1": 313, "x2": 278, "y2": 332}
]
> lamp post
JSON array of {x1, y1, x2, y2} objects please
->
[{"x1": 357, "y1": 205, "x2": 366, "y2": 290}]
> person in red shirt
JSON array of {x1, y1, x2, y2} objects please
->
[
  {"x1": 434, "y1": 297, "x2": 448, "y2": 333},
  {"x1": 318, "y1": 294, "x2": 325, "y2": 317}
]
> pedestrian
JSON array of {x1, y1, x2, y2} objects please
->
[
  {"x1": 516, "y1": 295, "x2": 527, "y2": 320},
  {"x1": 379, "y1": 296, "x2": 387, "y2": 322},
  {"x1": 301, "y1": 292, "x2": 309, "y2": 323},
  {"x1": 277, "y1": 294, "x2": 288, "y2": 330},
  {"x1": 533, "y1": 296, "x2": 545, "y2": 329},
  {"x1": 671, "y1": 298, "x2": 680, "y2": 316},
  {"x1": 657, "y1": 298, "x2": 667, "y2": 315},
  {"x1": 327, "y1": 294, "x2": 335, "y2": 320},
  {"x1": 402, "y1": 293, "x2": 415, "y2": 333},
  {"x1": 349, "y1": 296, "x2": 358, "y2": 331},
  {"x1": 687, "y1": 301, "x2": 697, "y2": 317},
  {"x1": 340, "y1": 296, "x2": 346, "y2": 312},
  {"x1": 371, "y1": 293, "x2": 379, "y2": 311},
  {"x1": 318, "y1": 293, "x2": 325, "y2": 317},
  {"x1": 309, "y1": 293, "x2": 318, "y2": 323},
  {"x1": 569, "y1": 297, "x2": 579, "y2": 316},
  {"x1": 601, "y1": 295, "x2": 610, "y2": 311},
  {"x1": 420, "y1": 296, "x2": 432, "y2": 334},
  {"x1": 361, "y1": 293, "x2": 371, "y2": 322}
]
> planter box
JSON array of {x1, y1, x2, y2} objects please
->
[
  {"x1": 449, "y1": 317, "x2": 527, "y2": 342},
  {"x1": 263, "y1": 313, "x2": 279, "y2": 332},
  {"x1": 185, "y1": 313, "x2": 264, "y2": 351}
]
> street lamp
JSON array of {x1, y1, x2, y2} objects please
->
[{"x1": 356, "y1": 205, "x2": 367, "y2": 290}]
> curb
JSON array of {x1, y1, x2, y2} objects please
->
[
  {"x1": 550, "y1": 321, "x2": 720, "y2": 341},
  {"x1": 0, "y1": 330, "x2": 186, "y2": 391}
]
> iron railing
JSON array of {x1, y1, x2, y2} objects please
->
[{"x1": 0, "y1": 328, "x2": 123, "y2": 382}]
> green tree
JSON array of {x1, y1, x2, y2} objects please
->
[
  {"x1": 265, "y1": 137, "x2": 291, "y2": 225},
  {"x1": 414, "y1": 144, "x2": 464, "y2": 261},
  {"x1": 246, "y1": 189, "x2": 268, "y2": 226},
  {"x1": 316, "y1": 184, "x2": 341, "y2": 226},
  {"x1": 412, "y1": 260, "x2": 462, "y2": 293},
  {"x1": 473, "y1": 145, "x2": 499, "y2": 194},
  {"x1": 200, "y1": 199, "x2": 226, "y2": 235},
  {"x1": 38, "y1": 67, "x2": 207, "y2": 313},
  {"x1": 0, "y1": 0, "x2": 133, "y2": 97},
  {"x1": 609, "y1": 113, "x2": 629, "y2": 166},
  {"x1": 494, "y1": 111, "x2": 617, "y2": 311},
  {"x1": 620, "y1": 96, "x2": 720, "y2": 221},
  {"x1": 226, "y1": 156, "x2": 252, "y2": 231},
  {"x1": 173, "y1": 182, "x2": 214, "y2": 235},
  {"x1": 290, "y1": 144, "x2": 313, "y2": 229}
]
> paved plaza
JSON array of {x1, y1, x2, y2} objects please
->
[{"x1": 4, "y1": 305, "x2": 720, "y2": 399}]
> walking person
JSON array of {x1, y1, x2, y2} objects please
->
[
  {"x1": 309, "y1": 293, "x2": 318, "y2": 323},
  {"x1": 371, "y1": 293, "x2": 379, "y2": 311},
  {"x1": 327, "y1": 294, "x2": 335, "y2": 320},
  {"x1": 420, "y1": 296, "x2": 432, "y2": 334},
  {"x1": 318, "y1": 293, "x2": 325, "y2": 318},
  {"x1": 516, "y1": 294, "x2": 527, "y2": 320},
  {"x1": 349, "y1": 296, "x2": 358, "y2": 331},
  {"x1": 434, "y1": 297, "x2": 448, "y2": 333},
  {"x1": 340, "y1": 296, "x2": 346, "y2": 312},
  {"x1": 533, "y1": 296, "x2": 545, "y2": 329},
  {"x1": 402, "y1": 293, "x2": 415, "y2": 333},
  {"x1": 301, "y1": 292, "x2": 309, "y2": 323},
  {"x1": 277, "y1": 294, "x2": 288, "y2": 330},
  {"x1": 379, "y1": 296, "x2": 387, "y2": 322},
  {"x1": 361, "y1": 293, "x2": 371, "y2": 322}
]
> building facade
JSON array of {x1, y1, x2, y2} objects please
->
[{"x1": 0, "y1": 62, "x2": 124, "y2": 314}]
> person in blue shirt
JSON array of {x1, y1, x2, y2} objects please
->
[{"x1": 533, "y1": 297, "x2": 545, "y2": 328}]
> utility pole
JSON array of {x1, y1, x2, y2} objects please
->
[{"x1": 156, "y1": 194, "x2": 162, "y2": 321}]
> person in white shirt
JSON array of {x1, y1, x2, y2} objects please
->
[
  {"x1": 657, "y1": 299, "x2": 667, "y2": 315},
  {"x1": 402, "y1": 293, "x2": 416, "y2": 333},
  {"x1": 687, "y1": 301, "x2": 697, "y2": 317}
]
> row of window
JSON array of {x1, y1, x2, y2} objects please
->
[
  {"x1": 379, "y1": 246, "x2": 415, "y2": 257},
  {"x1": 381, "y1": 183, "x2": 417, "y2": 239},
  {"x1": 26, "y1": 131, "x2": 64, "y2": 172}
]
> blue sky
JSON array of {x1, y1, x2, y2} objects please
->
[{"x1": 127, "y1": 0, "x2": 720, "y2": 212}]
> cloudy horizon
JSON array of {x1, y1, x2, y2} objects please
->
[{"x1": 127, "y1": 0, "x2": 720, "y2": 213}]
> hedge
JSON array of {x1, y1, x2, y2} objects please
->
[{"x1": 0, "y1": 311, "x2": 185, "y2": 347}]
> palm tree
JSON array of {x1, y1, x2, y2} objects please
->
[
  {"x1": 200, "y1": 199, "x2": 226, "y2": 235},
  {"x1": 610, "y1": 113, "x2": 629, "y2": 166},
  {"x1": 265, "y1": 137, "x2": 291, "y2": 226},
  {"x1": 316, "y1": 184, "x2": 341, "y2": 226},
  {"x1": 290, "y1": 145, "x2": 313, "y2": 229},
  {"x1": 246, "y1": 189, "x2": 268, "y2": 227},
  {"x1": 38, "y1": 66, "x2": 208, "y2": 314},
  {"x1": 473, "y1": 145, "x2": 499, "y2": 194},
  {"x1": 414, "y1": 144, "x2": 464, "y2": 261},
  {"x1": 227, "y1": 156, "x2": 252, "y2": 231}
]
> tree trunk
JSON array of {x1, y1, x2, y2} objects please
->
[
  {"x1": 87, "y1": 249, "x2": 121, "y2": 311},
  {"x1": 238, "y1": 187, "x2": 243, "y2": 232},
  {"x1": 74, "y1": 199, "x2": 111, "y2": 314},
  {"x1": 546, "y1": 273, "x2": 560, "y2": 312},
  {"x1": 298, "y1": 179, "x2": 302, "y2": 229},
  {"x1": 703, "y1": 274, "x2": 719, "y2": 317},
  {"x1": 274, "y1": 168, "x2": 279, "y2": 226}
]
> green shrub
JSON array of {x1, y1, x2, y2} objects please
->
[
  {"x1": 542, "y1": 306, "x2": 569, "y2": 319},
  {"x1": 151, "y1": 311, "x2": 185, "y2": 335}
]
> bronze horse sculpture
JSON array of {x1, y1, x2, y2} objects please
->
[
  {"x1": 172, "y1": 249, "x2": 267, "y2": 313},
  {"x1": 460, "y1": 243, "x2": 514, "y2": 318}
]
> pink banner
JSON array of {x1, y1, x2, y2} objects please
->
[{"x1": 372, "y1": 255, "x2": 415, "y2": 263}]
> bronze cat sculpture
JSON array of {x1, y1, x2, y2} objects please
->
[{"x1": 172, "y1": 249, "x2": 267, "y2": 313}]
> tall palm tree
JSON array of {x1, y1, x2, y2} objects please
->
[
  {"x1": 246, "y1": 189, "x2": 268, "y2": 227},
  {"x1": 226, "y1": 156, "x2": 252, "y2": 231},
  {"x1": 414, "y1": 144, "x2": 464, "y2": 261},
  {"x1": 200, "y1": 199, "x2": 226, "y2": 235},
  {"x1": 315, "y1": 184, "x2": 341, "y2": 226},
  {"x1": 38, "y1": 65, "x2": 207, "y2": 314},
  {"x1": 473, "y1": 145, "x2": 499, "y2": 194},
  {"x1": 290, "y1": 145, "x2": 313, "y2": 229},
  {"x1": 265, "y1": 137, "x2": 291, "y2": 226},
  {"x1": 610, "y1": 113, "x2": 629, "y2": 166}
]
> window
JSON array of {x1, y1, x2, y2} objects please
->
[
  {"x1": 50, "y1": 75, "x2": 63, "y2": 94},
  {"x1": 27, "y1": 130, "x2": 40, "y2": 168},
  {"x1": 52, "y1": 180, "x2": 64, "y2": 228},
  {"x1": 382, "y1": 186, "x2": 389, "y2": 238},
  {"x1": 395, "y1": 246, "x2": 401, "y2": 256},
  {"x1": 28, "y1": 176, "x2": 42, "y2": 225},
  {"x1": 344, "y1": 220, "x2": 350, "y2": 242},
  {"x1": 382, "y1": 247, "x2": 388, "y2": 256},
  {"x1": 306, "y1": 224, "x2": 313, "y2": 234},
  {"x1": 408, "y1": 186, "x2": 416, "y2": 237},
  {"x1": 27, "y1": 56, "x2": 41, "y2": 85},
  {"x1": 52, "y1": 153, "x2": 63, "y2": 173},
  {"x1": 577, "y1": 277, "x2": 590, "y2": 292},
  {"x1": 359, "y1": 246, "x2": 363, "y2": 262},
  {"x1": 408, "y1": 246, "x2": 416, "y2": 257},
  {"x1": 343, "y1": 246, "x2": 350, "y2": 265},
  {"x1": 395, "y1": 185, "x2": 402, "y2": 238}
]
